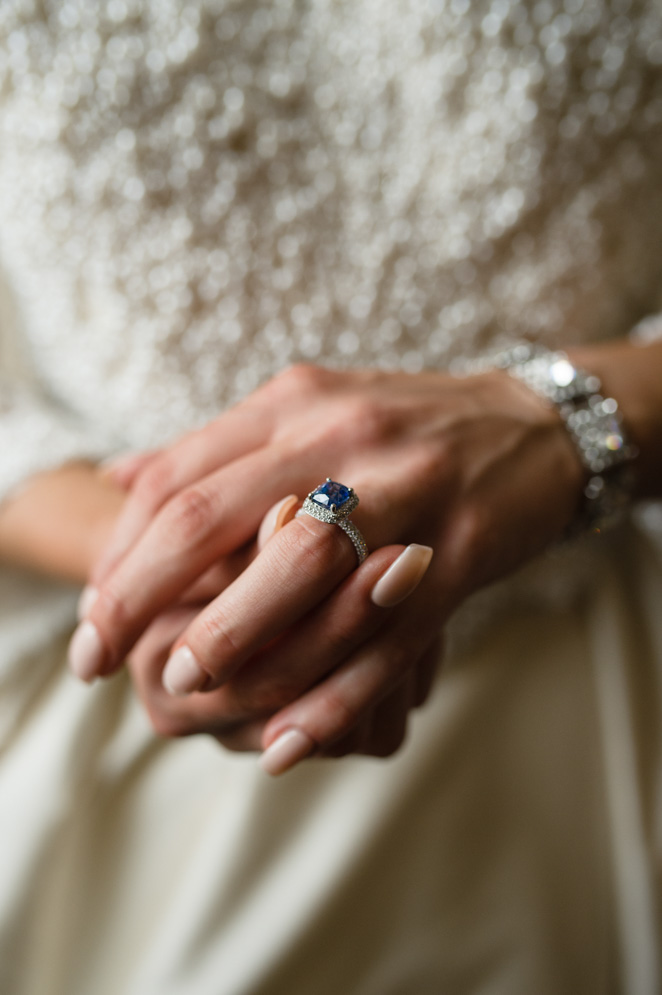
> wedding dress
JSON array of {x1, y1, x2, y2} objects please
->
[{"x1": 0, "y1": 2, "x2": 660, "y2": 991}]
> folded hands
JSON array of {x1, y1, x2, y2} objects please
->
[{"x1": 69, "y1": 363, "x2": 584, "y2": 773}]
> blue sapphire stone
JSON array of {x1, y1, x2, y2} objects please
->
[{"x1": 311, "y1": 480, "x2": 351, "y2": 510}]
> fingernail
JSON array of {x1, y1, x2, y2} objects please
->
[
  {"x1": 257, "y1": 494, "x2": 299, "y2": 551},
  {"x1": 68, "y1": 620, "x2": 106, "y2": 682},
  {"x1": 258, "y1": 728, "x2": 315, "y2": 776},
  {"x1": 370, "y1": 543, "x2": 434, "y2": 608},
  {"x1": 163, "y1": 646, "x2": 208, "y2": 696},
  {"x1": 77, "y1": 585, "x2": 99, "y2": 621}
]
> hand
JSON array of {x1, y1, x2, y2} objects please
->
[
  {"x1": 126, "y1": 583, "x2": 442, "y2": 763},
  {"x1": 108, "y1": 487, "x2": 440, "y2": 762},
  {"x1": 70, "y1": 365, "x2": 584, "y2": 770}
]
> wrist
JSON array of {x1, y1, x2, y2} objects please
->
[
  {"x1": 455, "y1": 345, "x2": 638, "y2": 535},
  {"x1": 475, "y1": 367, "x2": 587, "y2": 522}
]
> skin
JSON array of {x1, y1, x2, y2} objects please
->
[
  {"x1": 0, "y1": 461, "x2": 125, "y2": 583},
  {"x1": 3, "y1": 339, "x2": 662, "y2": 762}
]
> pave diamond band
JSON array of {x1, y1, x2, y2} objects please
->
[{"x1": 296, "y1": 479, "x2": 368, "y2": 565}]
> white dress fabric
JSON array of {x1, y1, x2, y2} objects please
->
[{"x1": 0, "y1": 2, "x2": 661, "y2": 992}]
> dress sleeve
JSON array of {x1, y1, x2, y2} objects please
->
[
  {"x1": 0, "y1": 375, "x2": 115, "y2": 507},
  {"x1": 0, "y1": 246, "x2": 121, "y2": 507}
]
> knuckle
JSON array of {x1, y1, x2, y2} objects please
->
[
  {"x1": 277, "y1": 362, "x2": 327, "y2": 396},
  {"x1": 459, "y1": 503, "x2": 489, "y2": 559},
  {"x1": 197, "y1": 609, "x2": 241, "y2": 666},
  {"x1": 324, "y1": 604, "x2": 366, "y2": 659},
  {"x1": 343, "y1": 397, "x2": 389, "y2": 446},
  {"x1": 133, "y1": 457, "x2": 176, "y2": 511},
  {"x1": 95, "y1": 584, "x2": 132, "y2": 641},
  {"x1": 408, "y1": 441, "x2": 444, "y2": 487},
  {"x1": 162, "y1": 486, "x2": 218, "y2": 548},
  {"x1": 319, "y1": 687, "x2": 361, "y2": 742},
  {"x1": 449, "y1": 502, "x2": 493, "y2": 586}
]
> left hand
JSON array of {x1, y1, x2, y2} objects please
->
[{"x1": 70, "y1": 364, "x2": 584, "y2": 770}]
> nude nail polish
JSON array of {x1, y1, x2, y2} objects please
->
[
  {"x1": 162, "y1": 646, "x2": 208, "y2": 696},
  {"x1": 258, "y1": 728, "x2": 315, "y2": 776},
  {"x1": 257, "y1": 494, "x2": 299, "y2": 551},
  {"x1": 370, "y1": 544, "x2": 434, "y2": 608},
  {"x1": 77, "y1": 585, "x2": 99, "y2": 622},
  {"x1": 68, "y1": 620, "x2": 105, "y2": 682}
]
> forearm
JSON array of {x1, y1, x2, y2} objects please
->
[
  {"x1": 0, "y1": 461, "x2": 125, "y2": 583},
  {"x1": 566, "y1": 338, "x2": 662, "y2": 500}
]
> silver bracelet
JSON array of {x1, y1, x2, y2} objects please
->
[{"x1": 452, "y1": 343, "x2": 639, "y2": 534}]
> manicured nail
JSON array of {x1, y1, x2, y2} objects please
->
[
  {"x1": 257, "y1": 494, "x2": 299, "y2": 551},
  {"x1": 68, "y1": 620, "x2": 106, "y2": 682},
  {"x1": 77, "y1": 585, "x2": 99, "y2": 621},
  {"x1": 370, "y1": 544, "x2": 434, "y2": 608},
  {"x1": 258, "y1": 728, "x2": 315, "y2": 776},
  {"x1": 162, "y1": 646, "x2": 208, "y2": 696}
]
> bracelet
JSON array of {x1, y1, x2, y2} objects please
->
[
  {"x1": 451, "y1": 343, "x2": 639, "y2": 535},
  {"x1": 630, "y1": 312, "x2": 662, "y2": 345}
]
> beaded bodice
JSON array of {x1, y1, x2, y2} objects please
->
[{"x1": 0, "y1": 0, "x2": 661, "y2": 463}]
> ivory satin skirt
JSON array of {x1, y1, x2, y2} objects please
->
[{"x1": 0, "y1": 523, "x2": 659, "y2": 995}]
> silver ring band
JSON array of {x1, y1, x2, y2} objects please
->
[{"x1": 296, "y1": 479, "x2": 368, "y2": 565}]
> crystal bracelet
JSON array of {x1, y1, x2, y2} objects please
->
[{"x1": 451, "y1": 343, "x2": 639, "y2": 535}]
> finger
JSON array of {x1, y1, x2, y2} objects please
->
[
  {"x1": 97, "y1": 449, "x2": 160, "y2": 490},
  {"x1": 183, "y1": 494, "x2": 299, "y2": 602},
  {"x1": 160, "y1": 513, "x2": 362, "y2": 696},
  {"x1": 356, "y1": 674, "x2": 412, "y2": 758},
  {"x1": 258, "y1": 614, "x2": 441, "y2": 775},
  {"x1": 256, "y1": 494, "x2": 300, "y2": 552},
  {"x1": 412, "y1": 636, "x2": 443, "y2": 708},
  {"x1": 313, "y1": 677, "x2": 414, "y2": 760},
  {"x1": 178, "y1": 543, "x2": 257, "y2": 604},
  {"x1": 176, "y1": 494, "x2": 300, "y2": 605},
  {"x1": 134, "y1": 543, "x2": 432, "y2": 755},
  {"x1": 91, "y1": 402, "x2": 271, "y2": 584},
  {"x1": 77, "y1": 530, "x2": 255, "y2": 625},
  {"x1": 69, "y1": 447, "x2": 316, "y2": 680},
  {"x1": 129, "y1": 608, "x2": 269, "y2": 744},
  {"x1": 219, "y1": 543, "x2": 432, "y2": 719},
  {"x1": 262, "y1": 671, "x2": 416, "y2": 764},
  {"x1": 212, "y1": 721, "x2": 266, "y2": 752},
  {"x1": 315, "y1": 716, "x2": 373, "y2": 759}
]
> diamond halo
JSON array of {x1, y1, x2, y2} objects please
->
[{"x1": 297, "y1": 478, "x2": 368, "y2": 564}]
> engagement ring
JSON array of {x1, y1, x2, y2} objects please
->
[{"x1": 296, "y1": 478, "x2": 368, "y2": 566}]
